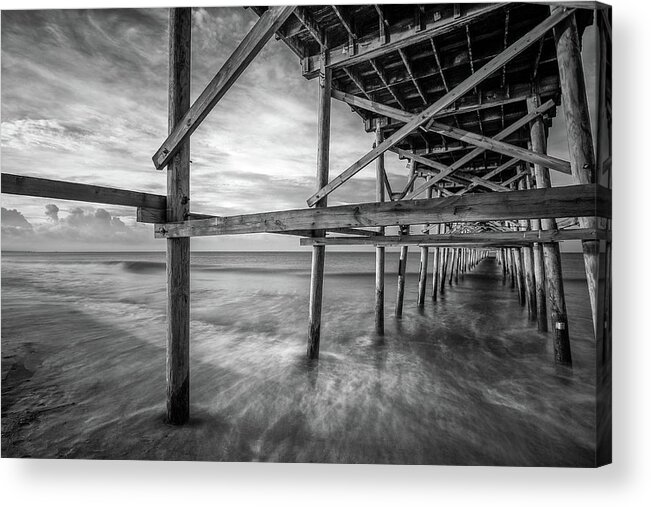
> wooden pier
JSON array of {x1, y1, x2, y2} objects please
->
[{"x1": 1, "y1": 3, "x2": 612, "y2": 433}]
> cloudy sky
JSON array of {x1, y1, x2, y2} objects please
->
[{"x1": 1, "y1": 5, "x2": 597, "y2": 251}]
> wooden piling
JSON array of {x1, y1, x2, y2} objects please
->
[
  {"x1": 518, "y1": 177, "x2": 537, "y2": 319},
  {"x1": 374, "y1": 127, "x2": 385, "y2": 334},
  {"x1": 395, "y1": 226, "x2": 409, "y2": 318},
  {"x1": 527, "y1": 94, "x2": 571, "y2": 365},
  {"x1": 417, "y1": 184, "x2": 433, "y2": 307},
  {"x1": 448, "y1": 247, "x2": 457, "y2": 286},
  {"x1": 417, "y1": 245, "x2": 429, "y2": 307},
  {"x1": 512, "y1": 248, "x2": 526, "y2": 306},
  {"x1": 527, "y1": 173, "x2": 548, "y2": 332},
  {"x1": 166, "y1": 7, "x2": 192, "y2": 425},
  {"x1": 431, "y1": 215, "x2": 440, "y2": 301},
  {"x1": 553, "y1": 6, "x2": 599, "y2": 337},
  {"x1": 439, "y1": 224, "x2": 448, "y2": 295},
  {"x1": 500, "y1": 248, "x2": 507, "y2": 284},
  {"x1": 307, "y1": 53, "x2": 331, "y2": 360}
]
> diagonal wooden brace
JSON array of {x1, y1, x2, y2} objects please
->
[
  {"x1": 305, "y1": 7, "x2": 575, "y2": 207},
  {"x1": 152, "y1": 5, "x2": 296, "y2": 170}
]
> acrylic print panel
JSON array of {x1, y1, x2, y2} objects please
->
[{"x1": 1, "y1": 2, "x2": 611, "y2": 466}]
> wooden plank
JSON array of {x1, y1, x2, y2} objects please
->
[
  {"x1": 156, "y1": 184, "x2": 610, "y2": 238},
  {"x1": 553, "y1": 6, "x2": 599, "y2": 339},
  {"x1": 306, "y1": 54, "x2": 331, "y2": 361},
  {"x1": 330, "y1": 90, "x2": 558, "y2": 195},
  {"x1": 398, "y1": 48, "x2": 427, "y2": 105},
  {"x1": 250, "y1": 6, "x2": 305, "y2": 59},
  {"x1": 137, "y1": 207, "x2": 212, "y2": 223},
  {"x1": 137, "y1": 206, "x2": 378, "y2": 238},
  {"x1": 305, "y1": 8, "x2": 574, "y2": 207},
  {"x1": 375, "y1": 127, "x2": 385, "y2": 335},
  {"x1": 299, "y1": 228, "x2": 609, "y2": 246},
  {"x1": 294, "y1": 7, "x2": 324, "y2": 47},
  {"x1": 152, "y1": 5, "x2": 296, "y2": 170},
  {"x1": 165, "y1": 7, "x2": 192, "y2": 426},
  {"x1": 331, "y1": 6, "x2": 356, "y2": 40},
  {"x1": 409, "y1": 100, "x2": 558, "y2": 197},
  {"x1": 302, "y1": 3, "x2": 505, "y2": 78},
  {"x1": 392, "y1": 148, "x2": 506, "y2": 193},
  {"x1": 427, "y1": 120, "x2": 571, "y2": 174},
  {"x1": 2, "y1": 173, "x2": 166, "y2": 209}
]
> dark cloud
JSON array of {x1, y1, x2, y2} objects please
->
[
  {"x1": 1, "y1": 207, "x2": 33, "y2": 228},
  {"x1": 45, "y1": 204, "x2": 60, "y2": 221}
]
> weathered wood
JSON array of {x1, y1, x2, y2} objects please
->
[
  {"x1": 527, "y1": 95, "x2": 571, "y2": 364},
  {"x1": 2, "y1": 173, "x2": 166, "y2": 210},
  {"x1": 299, "y1": 228, "x2": 611, "y2": 247},
  {"x1": 302, "y1": 3, "x2": 505, "y2": 78},
  {"x1": 426, "y1": 120, "x2": 571, "y2": 175},
  {"x1": 153, "y1": 6, "x2": 296, "y2": 170},
  {"x1": 333, "y1": 89, "x2": 531, "y2": 126},
  {"x1": 306, "y1": 8, "x2": 575, "y2": 207},
  {"x1": 440, "y1": 225, "x2": 449, "y2": 295},
  {"x1": 417, "y1": 184, "x2": 433, "y2": 306},
  {"x1": 529, "y1": 173, "x2": 548, "y2": 331},
  {"x1": 518, "y1": 178, "x2": 537, "y2": 320},
  {"x1": 294, "y1": 7, "x2": 324, "y2": 47},
  {"x1": 512, "y1": 247, "x2": 525, "y2": 306},
  {"x1": 298, "y1": 227, "x2": 614, "y2": 247},
  {"x1": 138, "y1": 207, "x2": 214, "y2": 223},
  {"x1": 330, "y1": 92, "x2": 558, "y2": 198},
  {"x1": 392, "y1": 147, "x2": 509, "y2": 193},
  {"x1": 448, "y1": 248, "x2": 458, "y2": 286},
  {"x1": 166, "y1": 8, "x2": 191, "y2": 425},
  {"x1": 249, "y1": 6, "x2": 306, "y2": 59},
  {"x1": 553, "y1": 6, "x2": 600, "y2": 337},
  {"x1": 375, "y1": 127, "x2": 385, "y2": 335},
  {"x1": 395, "y1": 227, "x2": 409, "y2": 318},
  {"x1": 157, "y1": 184, "x2": 610, "y2": 239},
  {"x1": 307, "y1": 56, "x2": 331, "y2": 360}
]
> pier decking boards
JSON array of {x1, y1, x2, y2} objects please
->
[{"x1": 0, "y1": 2, "x2": 612, "y2": 462}]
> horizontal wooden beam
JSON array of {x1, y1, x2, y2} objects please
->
[
  {"x1": 155, "y1": 184, "x2": 610, "y2": 239},
  {"x1": 300, "y1": 228, "x2": 610, "y2": 247},
  {"x1": 426, "y1": 120, "x2": 571, "y2": 174},
  {"x1": 293, "y1": 6, "x2": 324, "y2": 47},
  {"x1": 152, "y1": 5, "x2": 296, "y2": 170},
  {"x1": 2, "y1": 173, "x2": 166, "y2": 209},
  {"x1": 305, "y1": 9, "x2": 575, "y2": 207},
  {"x1": 392, "y1": 148, "x2": 508, "y2": 193},
  {"x1": 137, "y1": 206, "x2": 378, "y2": 238},
  {"x1": 332, "y1": 90, "x2": 559, "y2": 194},
  {"x1": 302, "y1": 3, "x2": 505, "y2": 78}
]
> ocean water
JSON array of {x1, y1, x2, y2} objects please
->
[{"x1": 1, "y1": 250, "x2": 597, "y2": 465}]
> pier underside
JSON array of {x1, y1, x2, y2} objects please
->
[{"x1": 1, "y1": 2, "x2": 612, "y2": 458}]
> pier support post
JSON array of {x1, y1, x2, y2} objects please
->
[
  {"x1": 307, "y1": 53, "x2": 331, "y2": 360},
  {"x1": 439, "y1": 224, "x2": 448, "y2": 295},
  {"x1": 374, "y1": 127, "x2": 385, "y2": 334},
  {"x1": 417, "y1": 245, "x2": 429, "y2": 307},
  {"x1": 417, "y1": 184, "x2": 433, "y2": 307},
  {"x1": 518, "y1": 178, "x2": 537, "y2": 319},
  {"x1": 527, "y1": 94, "x2": 571, "y2": 365},
  {"x1": 448, "y1": 247, "x2": 457, "y2": 286},
  {"x1": 395, "y1": 226, "x2": 409, "y2": 318},
  {"x1": 166, "y1": 7, "x2": 191, "y2": 425},
  {"x1": 512, "y1": 248, "x2": 526, "y2": 306},
  {"x1": 431, "y1": 217, "x2": 440, "y2": 300},
  {"x1": 553, "y1": 6, "x2": 599, "y2": 337},
  {"x1": 528, "y1": 173, "x2": 548, "y2": 331}
]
